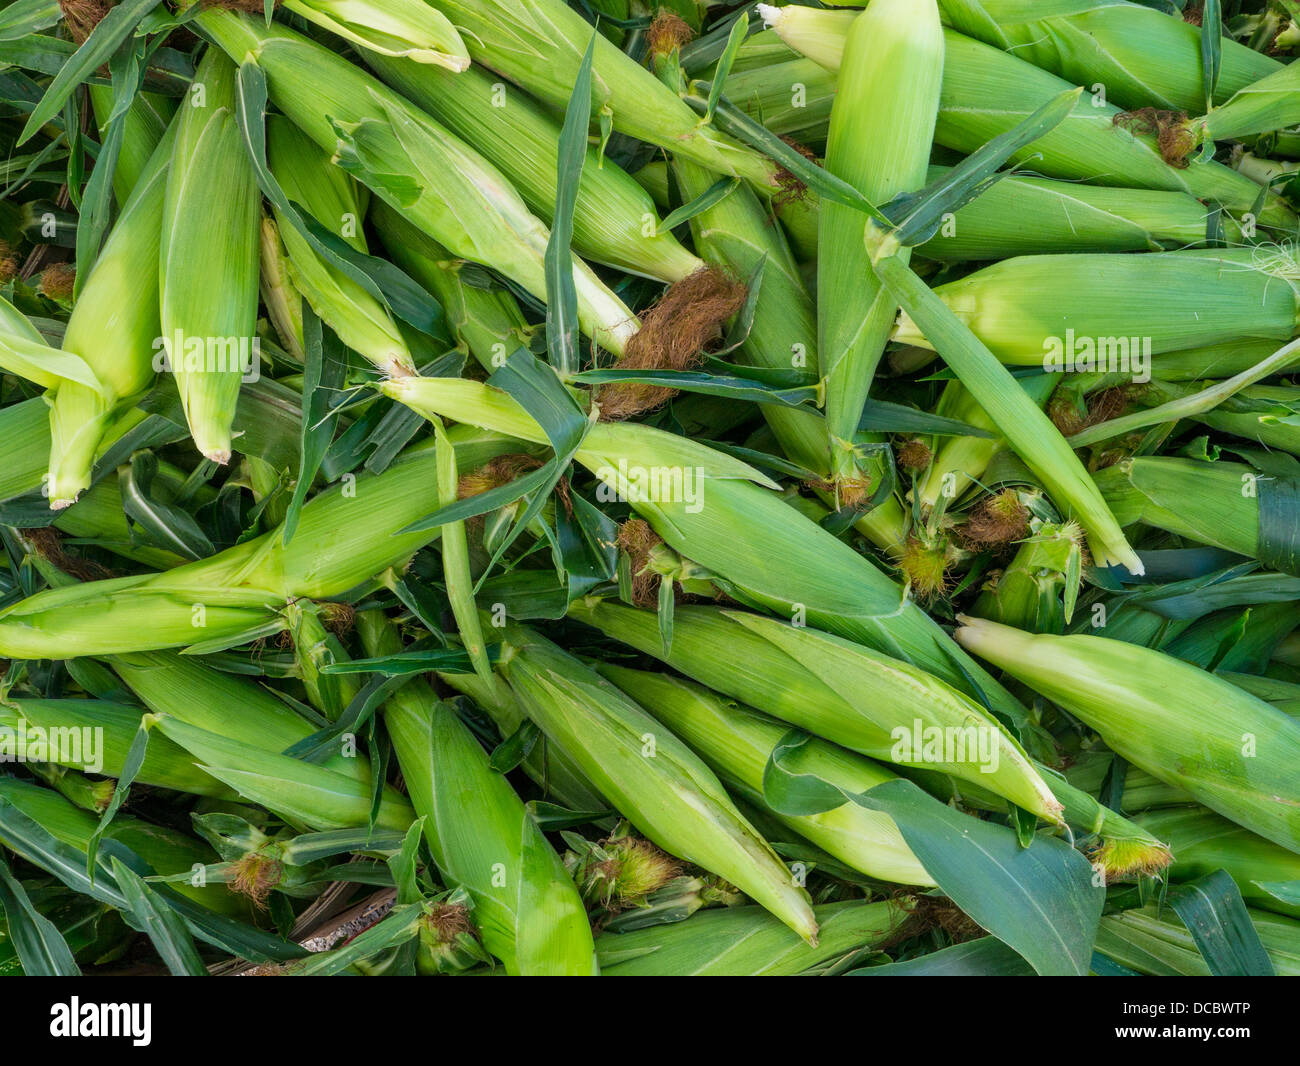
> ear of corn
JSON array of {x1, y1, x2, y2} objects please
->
[
  {"x1": 0, "y1": 776, "x2": 244, "y2": 917},
  {"x1": 108, "y1": 649, "x2": 368, "y2": 783},
  {"x1": 159, "y1": 47, "x2": 262, "y2": 463},
  {"x1": 894, "y1": 249, "x2": 1300, "y2": 365},
  {"x1": 600, "y1": 664, "x2": 935, "y2": 887},
  {"x1": 147, "y1": 713, "x2": 415, "y2": 833},
  {"x1": 0, "y1": 698, "x2": 231, "y2": 798},
  {"x1": 596, "y1": 898, "x2": 910, "y2": 976},
  {"x1": 194, "y1": 8, "x2": 639, "y2": 357},
  {"x1": 357, "y1": 610, "x2": 598, "y2": 975},
  {"x1": 283, "y1": 598, "x2": 362, "y2": 722},
  {"x1": 0, "y1": 427, "x2": 522, "y2": 659},
  {"x1": 1135, "y1": 806, "x2": 1300, "y2": 919},
  {"x1": 668, "y1": 134, "x2": 906, "y2": 552},
  {"x1": 494, "y1": 621, "x2": 820, "y2": 944},
  {"x1": 763, "y1": 8, "x2": 1296, "y2": 227},
  {"x1": 956, "y1": 615, "x2": 1300, "y2": 854},
  {"x1": 265, "y1": 115, "x2": 415, "y2": 377},
  {"x1": 382, "y1": 375, "x2": 1035, "y2": 729},
  {"x1": 818, "y1": 0, "x2": 943, "y2": 493},
  {"x1": 13, "y1": 120, "x2": 177, "y2": 509},
  {"x1": 364, "y1": 57, "x2": 702, "y2": 283},
  {"x1": 920, "y1": 167, "x2": 1244, "y2": 259},
  {"x1": 703, "y1": 57, "x2": 1245, "y2": 259},
  {"x1": 871, "y1": 243, "x2": 1144, "y2": 574},
  {"x1": 937, "y1": 0, "x2": 1281, "y2": 112},
  {"x1": 1092, "y1": 457, "x2": 1259, "y2": 561},
  {"x1": 970, "y1": 518, "x2": 1086, "y2": 635},
  {"x1": 578, "y1": 600, "x2": 1061, "y2": 822},
  {"x1": 87, "y1": 88, "x2": 176, "y2": 208},
  {"x1": 423, "y1": 0, "x2": 782, "y2": 192},
  {"x1": 573, "y1": 597, "x2": 1172, "y2": 875},
  {"x1": 280, "y1": 0, "x2": 470, "y2": 70},
  {"x1": 725, "y1": 57, "x2": 834, "y2": 143},
  {"x1": 437, "y1": 670, "x2": 608, "y2": 814}
]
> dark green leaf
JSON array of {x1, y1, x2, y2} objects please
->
[
  {"x1": 282, "y1": 307, "x2": 348, "y2": 545},
  {"x1": 763, "y1": 735, "x2": 1103, "y2": 976},
  {"x1": 573, "y1": 367, "x2": 818, "y2": 408},
  {"x1": 705, "y1": 12, "x2": 748, "y2": 123},
  {"x1": 85, "y1": 717, "x2": 152, "y2": 878},
  {"x1": 658, "y1": 176, "x2": 739, "y2": 233},
  {"x1": 119, "y1": 450, "x2": 215, "y2": 561},
  {"x1": 0, "y1": 852, "x2": 81, "y2": 976},
  {"x1": 544, "y1": 32, "x2": 595, "y2": 375},
  {"x1": 19, "y1": 0, "x2": 164, "y2": 144},
  {"x1": 109, "y1": 857, "x2": 207, "y2": 976},
  {"x1": 488, "y1": 720, "x2": 541, "y2": 773},
  {"x1": 850, "y1": 936, "x2": 1035, "y2": 976},
  {"x1": 884, "y1": 87, "x2": 1083, "y2": 247},
  {"x1": 1167, "y1": 870, "x2": 1274, "y2": 977}
]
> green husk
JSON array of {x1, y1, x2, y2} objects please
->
[
  {"x1": 762, "y1": 8, "x2": 1295, "y2": 227},
  {"x1": 871, "y1": 243, "x2": 1143, "y2": 574},
  {"x1": 109, "y1": 649, "x2": 366, "y2": 782},
  {"x1": 266, "y1": 115, "x2": 415, "y2": 377},
  {"x1": 1063, "y1": 749, "x2": 1195, "y2": 811},
  {"x1": 358, "y1": 611, "x2": 598, "y2": 975},
  {"x1": 494, "y1": 622, "x2": 820, "y2": 944},
  {"x1": 1097, "y1": 904, "x2": 1300, "y2": 976},
  {"x1": 894, "y1": 249, "x2": 1300, "y2": 366},
  {"x1": 381, "y1": 375, "x2": 1035, "y2": 729},
  {"x1": 437, "y1": 670, "x2": 608, "y2": 813},
  {"x1": 0, "y1": 427, "x2": 519, "y2": 659},
  {"x1": 193, "y1": 7, "x2": 639, "y2": 356},
  {"x1": 281, "y1": 0, "x2": 470, "y2": 70},
  {"x1": 0, "y1": 776, "x2": 245, "y2": 916},
  {"x1": 971, "y1": 518, "x2": 1086, "y2": 635},
  {"x1": 369, "y1": 201, "x2": 537, "y2": 374},
  {"x1": 571, "y1": 599, "x2": 1061, "y2": 823},
  {"x1": 818, "y1": 0, "x2": 943, "y2": 492},
  {"x1": 87, "y1": 87, "x2": 175, "y2": 207},
  {"x1": 1, "y1": 122, "x2": 176, "y2": 509},
  {"x1": 1092, "y1": 457, "x2": 1260, "y2": 561},
  {"x1": 424, "y1": 0, "x2": 782, "y2": 192},
  {"x1": 596, "y1": 898, "x2": 910, "y2": 975},
  {"x1": 600, "y1": 665, "x2": 935, "y2": 886},
  {"x1": 919, "y1": 168, "x2": 1244, "y2": 259},
  {"x1": 1195, "y1": 60, "x2": 1300, "y2": 144},
  {"x1": 364, "y1": 57, "x2": 701, "y2": 283},
  {"x1": 146, "y1": 713, "x2": 414, "y2": 833},
  {"x1": 918, "y1": 376, "x2": 1058, "y2": 510},
  {"x1": 159, "y1": 48, "x2": 262, "y2": 463},
  {"x1": 936, "y1": 0, "x2": 1282, "y2": 112},
  {"x1": 668, "y1": 129, "x2": 906, "y2": 552},
  {"x1": 956, "y1": 615, "x2": 1300, "y2": 854},
  {"x1": 0, "y1": 698, "x2": 230, "y2": 798}
]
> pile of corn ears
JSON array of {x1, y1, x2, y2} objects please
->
[{"x1": 0, "y1": 0, "x2": 1299, "y2": 980}]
